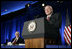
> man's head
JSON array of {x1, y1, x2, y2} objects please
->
[
  {"x1": 15, "y1": 31, "x2": 19, "y2": 38},
  {"x1": 44, "y1": 5, "x2": 53, "y2": 15}
]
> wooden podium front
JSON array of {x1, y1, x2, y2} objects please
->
[
  {"x1": 25, "y1": 38, "x2": 44, "y2": 48},
  {"x1": 22, "y1": 17, "x2": 59, "y2": 48}
]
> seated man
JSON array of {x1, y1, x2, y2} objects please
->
[{"x1": 11, "y1": 31, "x2": 24, "y2": 45}]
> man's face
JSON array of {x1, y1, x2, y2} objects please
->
[
  {"x1": 44, "y1": 6, "x2": 52, "y2": 15},
  {"x1": 15, "y1": 32, "x2": 19, "y2": 38}
]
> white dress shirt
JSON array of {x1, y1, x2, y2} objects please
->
[
  {"x1": 15, "y1": 37, "x2": 19, "y2": 41},
  {"x1": 47, "y1": 14, "x2": 52, "y2": 18}
]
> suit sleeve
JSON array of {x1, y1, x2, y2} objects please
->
[{"x1": 19, "y1": 37, "x2": 25, "y2": 44}]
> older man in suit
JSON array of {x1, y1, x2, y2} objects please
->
[
  {"x1": 11, "y1": 31, "x2": 24, "y2": 45},
  {"x1": 44, "y1": 5, "x2": 62, "y2": 45}
]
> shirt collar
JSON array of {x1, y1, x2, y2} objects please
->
[{"x1": 47, "y1": 13, "x2": 52, "y2": 18}]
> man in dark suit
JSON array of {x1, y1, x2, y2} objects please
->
[
  {"x1": 11, "y1": 31, "x2": 24, "y2": 45},
  {"x1": 44, "y1": 5, "x2": 62, "y2": 45}
]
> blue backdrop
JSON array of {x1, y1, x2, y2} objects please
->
[{"x1": 1, "y1": 2, "x2": 71, "y2": 45}]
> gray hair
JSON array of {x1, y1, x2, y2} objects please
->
[
  {"x1": 44, "y1": 5, "x2": 53, "y2": 13},
  {"x1": 15, "y1": 31, "x2": 19, "y2": 35}
]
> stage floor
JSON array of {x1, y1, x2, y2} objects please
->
[{"x1": 1, "y1": 44, "x2": 71, "y2": 48}]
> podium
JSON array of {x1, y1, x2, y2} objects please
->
[{"x1": 22, "y1": 17, "x2": 59, "y2": 48}]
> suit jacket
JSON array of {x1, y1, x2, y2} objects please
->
[
  {"x1": 45, "y1": 12, "x2": 62, "y2": 28},
  {"x1": 33, "y1": 13, "x2": 62, "y2": 45},
  {"x1": 11, "y1": 37, "x2": 24, "y2": 44},
  {"x1": 45, "y1": 12, "x2": 62, "y2": 44}
]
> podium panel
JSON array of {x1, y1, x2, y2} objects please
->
[
  {"x1": 25, "y1": 38, "x2": 44, "y2": 48},
  {"x1": 22, "y1": 17, "x2": 45, "y2": 39},
  {"x1": 22, "y1": 17, "x2": 59, "y2": 48}
]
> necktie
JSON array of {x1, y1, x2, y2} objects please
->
[
  {"x1": 47, "y1": 17, "x2": 50, "y2": 21},
  {"x1": 12, "y1": 38, "x2": 17, "y2": 45}
]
